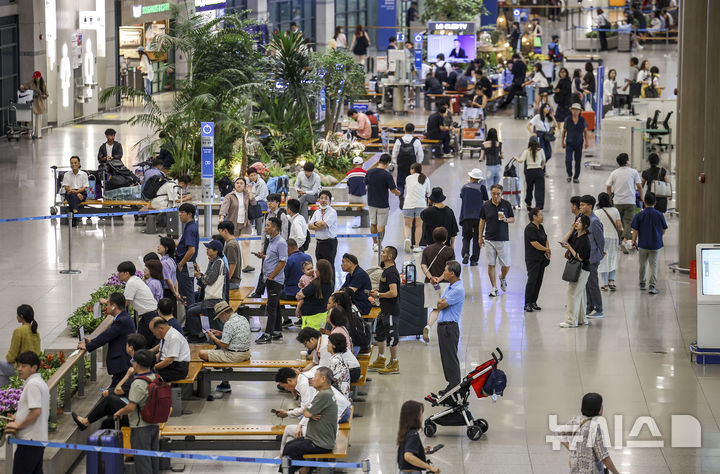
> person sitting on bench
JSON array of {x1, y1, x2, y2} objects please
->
[
  {"x1": 149, "y1": 317, "x2": 190, "y2": 382},
  {"x1": 297, "y1": 327, "x2": 331, "y2": 374},
  {"x1": 281, "y1": 367, "x2": 341, "y2": 472},
  {"x1": 61, "y1": 155, "x2": 88, "y2": 224},
  {"x1": 71, "y1": 334, "x2": 146, "y2": 431}
]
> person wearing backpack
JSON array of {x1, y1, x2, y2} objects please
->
[
  {"x1": 432, "y1": 54, "x2": 451, "y2": 86},
  {"x1": 641, "y1": 153, "x2": 670, "y2": 213},
  {"x1": 141, "y1": 158, "x2": 166, "y2": 192},
  {"x1": 113, "y1": 349, "x2": 167, "y2": 474},
  {"x1": 391, "y1": 123, "x2": 424, "y2": 208}
]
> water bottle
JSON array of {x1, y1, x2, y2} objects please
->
[{"x1": 87, "y1": 177, "x2": 96, "y2": 199}]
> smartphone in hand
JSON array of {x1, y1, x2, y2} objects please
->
[{"x1": 427, "y1": 444, "x2": 444, "y2": 454}]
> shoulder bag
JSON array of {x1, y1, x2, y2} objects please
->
[
  {"x1": 600, "y1": 208, "x2": 622, "y2": 240},
  {"x1": 650, "y1": 168, "x2": 672, "y2": 197},
  {"x1": 562, "y1": 258, "x2": 582, "y2": 283},
  {"x1": 426, "y1": 245, "x2": 448, "y2": 277}
]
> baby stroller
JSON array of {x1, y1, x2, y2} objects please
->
[{"x1": 424, "y1": 347, "x2": 505, "y2": 440}]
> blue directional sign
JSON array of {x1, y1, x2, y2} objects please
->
[
  {"x1": 201, "y1": 122, "x2": 214, "y2": 137},
  {"x1": 200, "y1": 122, "x2": 214, "y2": 179},
  {"x1": 414, "y1": 33, "x2": 423, "y2": 72},
  {"x1": 414, "y1": 33, "x2": 423, "y2": 43}
]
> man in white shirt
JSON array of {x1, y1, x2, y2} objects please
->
[
  {"x1": 297, "y1": 327, "x2": 332, "y2": 374},
  {"x1": 308, "y1": 190, "x2": 338, "y2": 270},
  {"x1": 606, "y1": 153, "x2": 643, "y2": 248},
  {"x1": 295, "y1": 162, "x2": 323, "y2": 220},
  {"x1": 61, "y1": 156, "x2": 90, "y2": 223},
  {"x1": 5, "y1": 351, "x2": 49, "y2": 473},
  {"x1": 117, "y1": 261, "x2": 159, "y2": 347},
  {"x1": 286, "y1": 199, "x2": 308, "y2": 249},
  {"x1": 149, "y1": 317, "x2": 191, "y2": 382}
]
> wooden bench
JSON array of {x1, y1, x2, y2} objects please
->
[
  {"x1": 237, "y1": 297, "x2": 380, "y2": 321},
  {"x1": 158, "y1": 423, "x2": 286, "y2": 453},
  {"x1": 198, "y1": 359, "x2": 308, "y2": 397},
  {"x1": 303, "y1": 428, "x2": 350, "y2": 460},
  {"x1": 59, "y1": 199, "x2": 149, "y2": 221},
  {"x1": 229, "y1": 286, "x2": 255, "y2": 310}
]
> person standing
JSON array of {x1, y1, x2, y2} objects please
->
[
  {"x1": 459, "y1": 169, "x2": 489, "y2": 266},
  {"x1": 641, "y1": 153, "x2": 670, "y2": 213},
  {"x1": 333, "y1": 26, "x2": 347, "y2": 49},
  {"x1": 308, "y1": 190, "x2": 339, "y2": 270},
  {"x1": 559, "y1": 215, "x2": 592, "y2": 328},
  {"x1": 631, "y1": 192, "x2": 667, "y2": 295},
  {"x1": 218, "y1": 221, "x2": 242, "y2": 290},
  {"x1": 253, "y1": 194, "x2": 289, "y2": 296},
  {"x1": 561, "y1": 103, "x2": 590, "y2": 183},
  {"x1": 478, "y1": 184, "x2": 515, "y2": 297},
  {"x1": 582, "y1": 62, "x2": 597, "y2": 112},
  {"x1": 595, "y1": 193, "x2": 623, "y2": 291},
  {"x1": 527, "y1": 103, "x2": 557, "y2": 167},
  {"x1": 368, "y1": 246, "x2": 402, "y2": 375},
  {"x1": 5, "y1": 351, "x2": 49, "y2": 474},
  {"x1": 392, "y1": 123, "x2": 424, "y2": 208},
  {"x1": 516, "y1": 136, "x2": 546, "y2": 210},
  {"x1": 420, "y1": 188, "x2": 458, "y2": 247},
  {"x1": 78, "y1": 292, "x2": 136, "y2": 387},
  {"x1": 554, "y1": 67, "x2": 572, "y2": 124},
  {"x1": 350, "y1": 24, "x2": 371, "y2": 67},
  {"x1": 480, "y1": 128, "x2": 503, "y2": 187},
  {"x1": 286, "y1": 199, "x2": 309, "y2": 251},
  {"x1": 524, "y1": 208, "x2": 550, "y2": 313},
  {"x1": 157, "y1": 237, "x2": 180, "y2": 310},
  {"x1": 255, "y1": 217, "x2": 288, "y2": 344},
  {"x1": 137, "y1": 47, "x2": 154, "y2": 97},
  {"x1": 606, "y1": 153, "x2": 642, "y2": 254},
  {"x1": 113, "y1": 261, "x2": 159, "y2": 347},
  {"x1": 247, "y1": 166, "x2": 269, "y2": 235},
  {"x1": 596, "y1": 9, "x2": 610, "y2": 51},
  {"x1": 365, "y1": 154, "x2": 401, "y2": 250},
  {"x1": 61, "y1": 155, "x2": 89, "y2": 226},
  {"x1": 346, "y1": 157, "x2": 367, "y2": 204},
  {"x1": 219, "y1": 178, "x2": 256, "y2": 272},
  {"x1": 435, "y1": 261, "x2": 464, "y2": 393},
  {"x1": 176, "y1": 203, "x2": 199, "y2": 307},
  {"x1": 402, "y1": 163, "x2": 431, "y2": 253},
  {"x1": 28, "y1": 71, "x2": 48, "y2": 139},
  {"x1": 0, "y1": 305, "x2": 41, "y2": 393},
  {"x1": 579, "y1": 195, "x2": 605, "y2": 318},
  {"x1": 420, "y1": 228, "x2": 456, "y2": 344},
  {"x1": 425, "y1": 106, "x2": 456, "y2": 156},
  {"x1": 295, "y1": 162, "x2": 323, "y2": 221}
]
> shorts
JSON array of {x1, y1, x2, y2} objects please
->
[
  {"x1": 348, "y1": 194, "x2": 367, "y2": 205},
  {"x1": 485, "y1": 240, "x2": 511, "y2": 267},
  {"x1": 402, "y1": 207, "x2": 424, "y2": 218},
  {"x1": 374, "y1": 311, "x2": 399, "y2": 347},
  {"x1": 369, "y1": 206, "x2": 390, "y2": 228},
  {"x1": 424, "y1": 282, "x2": 450, "y2": 309},
  {"x1": 206, "y1": 349, "x2": 251, "y2": 363}
]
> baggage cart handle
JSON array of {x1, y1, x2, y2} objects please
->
[{"x1": 492, "y1": 347, "x2": 503, "y2": 363}]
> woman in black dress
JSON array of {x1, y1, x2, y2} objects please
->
[
  {"x1": 554, "y1": 67, "x2": 572, "y2": 124},
  {"x1": 641, "y1": 153, "x2": 669, "y2": 213}
]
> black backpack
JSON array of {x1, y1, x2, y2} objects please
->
[
  {"x1": 218, "y1": 175, "x2": 233, "y2": 197},
  {"x1": 434, "y1": 63, "x2": 448, "y2": 83},
  {"x1": 348, "y1": 308, "x2": 372, "y2": 350},
  {"x1": 142, "y1": 174, "x2": 170, "y2": 200},
  {"x1": 396, "y1": 137, "x2": 417, "y2": 169}
]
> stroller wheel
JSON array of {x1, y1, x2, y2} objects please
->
[
  {"x1": 476, "y1": 419, "x2": 489, "y2": 433},
  {"x1": 467, "y1": 424, "x2": 483, "y2": 441},
  {"x1": 50, "y1": 207, "x2": 58, "y2": 215},
  {"x1": 424, "y1": 420, "x2": 437, "y2": 438}
]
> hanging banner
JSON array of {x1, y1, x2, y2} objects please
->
[{"x1": 377, "y1": 0, "x2": 396, "y2": 51}]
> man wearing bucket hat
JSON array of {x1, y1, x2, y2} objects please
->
[
  {"x1": 459, "y1": 169, "x2": 489, "y2": 266},
  {"x1": 420, "y1": 187, "x2": 458, "y2": 247},
  {"x1": 561, "y1": 102, "x2": 590, "y2": 183}
]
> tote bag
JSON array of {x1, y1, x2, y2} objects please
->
[{"x1": 562, "y1": 258, "x2": 582, "y2": 282}]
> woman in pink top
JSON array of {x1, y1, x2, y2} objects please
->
[{"x1": 327, "y1": 306, "x2": 352, "y2": 351}]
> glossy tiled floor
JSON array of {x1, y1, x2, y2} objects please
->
[{"x1": 2, "y1": 20, "x2": 718, "y2": 474}]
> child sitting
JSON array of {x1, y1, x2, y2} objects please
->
[{"x1": 295, "y1": 260, "x2": 316, "y2": 319}]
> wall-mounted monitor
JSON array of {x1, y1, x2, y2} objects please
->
[
  {"x1": 698, "y1": 245, "x2": 720, "y2": 300},
  {"x1": 426, "y1": 21, "x2": 476, "y2": 64}
]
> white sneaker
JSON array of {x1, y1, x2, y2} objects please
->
[
  {"x1": 422, "y1": 325, "x2": 430, "y2": 343},
  {"x1": 559, "y1": 322, "x2": 578, "y2": 328},
  {"x1": 500, "y1": 279, "x2": 508, "y2": 292},
  {"x1": 489, "y1": 288, "x2": 499, "y2": 297},
  {"x1": 373, "y1": 243, "x2": 379, "y2": 252},
  {"x1": 404, "y1": 239, "x2": 411, "y2": 253},
  {"x1": 413, "y1": 246, "x2": 423, "y2": 253}
]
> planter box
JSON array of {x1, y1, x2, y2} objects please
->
[{"x1": 575, "y1": 34, "x2": 618, "y2": 51}]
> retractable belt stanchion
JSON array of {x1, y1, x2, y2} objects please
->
[{"x1": 59, "y1": 210, "x2": 81, "y2": 274}]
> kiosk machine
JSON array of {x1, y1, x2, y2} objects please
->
[{"x1": 697, "y1": 243, "x2": 720, "y2": 356}]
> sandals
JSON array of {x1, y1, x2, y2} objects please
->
[
  {"x1": 601, "y1": 285, "x2": 609, "y2": 291},
  {"x1": 609, "y1": 282, "x2": 617, "y2": 291}
]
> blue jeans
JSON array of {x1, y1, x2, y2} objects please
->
[
  {"x1": 536, "y1": 131, "x2": 552, "y2": 163},
  {"x1": 176, "y1": 264, "x2": 196, "y2": 307},
  {"x1": 583, "y1": 93, "x2": 596, "y2": 112},
  {"x1": 486, "y1": 164, "x2": 502, "y2": 187},
  {"x1": 144, "y1": 78, "x2": 152, "y2": 97},
  {"x1": 565, "y1": 142, "x2": 583, "y2": 179},
  {"x1": 601, "y1": 270, "x2": 616, "y2": 285}
]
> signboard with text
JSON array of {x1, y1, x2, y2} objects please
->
[{"x1": 201, "y1": 122, "x2": 214, "y2": 179}]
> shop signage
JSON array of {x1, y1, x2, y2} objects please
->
[
  {"x1": 142, "y1": 3, "x2": 171, "y2": 15},
  {"x1": 195, "y1": 0, "x2": 227, "y2": 11}
]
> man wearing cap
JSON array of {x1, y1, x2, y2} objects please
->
[
  {"x1": 346, "y1": 157, "x2": 367, "y2": 204},
  {"x1": 199, "y1": 301, "x2": 251, "y2": 363},
  {"x1": 459, "y1": 169, "x2": 489, "y2": 266},
  {"x1": 184, "y1": 239, "x2": 227, "y2": 343},
  {"x1": 149, "y1": 317, "x2": 190, "y2": 382},
  {"x1": 478, "y1": 184, "x2": 515, "y2": 297},
  {"x1": 561, "y1": 103, "x2": 590, "y2": 183}
]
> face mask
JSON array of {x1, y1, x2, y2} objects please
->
[{"x1": 319, "y1": 204, "x2": 329, "y2": 210}]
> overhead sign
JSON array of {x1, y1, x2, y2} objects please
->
[
  {"x1": 427, "y1": 21, "x2": 476, "y2": 33},
  {"x1": 142, "y1": 3, "x2": 171, "y2": 15},
  {"x1": 377, "y1": 0, "x2": 396, "y2": 50},
  {"x1": 195, "y1": 0, "x2": 227, "y2": 11}
]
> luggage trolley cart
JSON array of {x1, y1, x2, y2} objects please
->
[
  {"x1": 5, "y1": 100, "x2": 33, "y2": 141},
  {"x1": 459, "y1": 106, "x2": 486, "y2": 160}
]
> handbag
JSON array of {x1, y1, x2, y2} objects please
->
[
  {"x1": 562, "y1": 258, "x2": 582, "y2": 283},
  {"x1": 503, "y1": 159, "x2": 518, "y2": 178},
  {"x1": 650, "y1": 168, "x2": 672, "y2": 197},
  {"x1": 545, "y1": 131, "x2": 556, "y2": 142},
  {"x1": 600, "y1": 208, "x2": 622, "y2": 240},
  {"x1": 247, "y1": 202, "x2": 262, "y2": 221}
]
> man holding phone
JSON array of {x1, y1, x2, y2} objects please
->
[{"x1": 478, "y1": 184, "x2": 515, "y2": 297}]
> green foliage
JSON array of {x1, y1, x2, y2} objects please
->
[
  {"x1": 312, "y1": 49, "x2": 366, "y2": 134},
  {"x1": 67, "y1": 285, "x2": 121, "y2": 336},
  {"x1": 421, "y1": 0, "x2": 486, "y2": 22}
]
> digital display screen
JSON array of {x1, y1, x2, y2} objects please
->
[
  {"x1": 427, "y1": 35, "x2": 476, "y2": 63},
  {"x1": 701, "y1": 249, "x2": 720, "y2": 295}
]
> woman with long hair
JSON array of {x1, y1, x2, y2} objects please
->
[
  {"x1": 327, "y1": 333, "x2": 352, "y2": 399},
  {"x1": 594, "y1": 193, "x2": 623, "y2": 291},
  {"x1": 554, "y1": 67, "x2": 572, "y2": 124},
  {"x1": 350, "y1": 24, "x2": 371, "y2": 67},
  {"x1": 297, "y1": 259, "x2": 335, "y2": 330},
  {"x1": 559, "y1": 215, "x2": 592, "y2": 328},
  {"x1": 28, "y1": 71, "x2": 48, "y2": 138},
  {"x1": 571, "y1": 68, "x2": 583, "y2": 104},
  {"x1": 602, "y1": 69, "x2": 618, "y2": 117},
  {"x1": 582, "y1": 62, "x2": 596, "y2": 111},
  {"x1": 0, "y1": 305, "x2": 41, "y2": 387},
  {"x1": 219, "y1": 177, "x2": 256, "y2": 272},
  {"x1": 334, "y1": 26, "x2": 347, "y2": 49},
  {"x1": 144, "y1": 259, "x2": 165, "y2": 302},
  {"x1": 527, "y1": 102, "x2": 557, "y2": 167},
  {"x1": 516, "y1": 136, "x2": 546, "y2": 209},
  {"x1": 157, "y1": 236, "x2": 180, "y2": 308},
  {"x1": 397, "y1": 400, "x2": 439, "y2": 473},
  {"x1": 402, "y1": 162, "x2": 431, "y2": 253},
  {"x1": 480, "y1": 128, "x2": 503, "y2": 187},
  {"x1": 136, "y1": 47, "x2": 154, "y2": 98},
  {"x1": 523, "y1": 62, "x2": 550, "y2": 111}
]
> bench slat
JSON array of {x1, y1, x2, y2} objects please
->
[
  {"x1": 173, "y1": 362, "x2": 203, "y2": 384},
  {"x1": 203, "y1": 360, "x2": 306, "y2": 369},
  {"x1": 304, "y1": 429, "x2": 349, "y2": 459},
  {"x1": 160, "y1": 425, "x2": 285, "y2": 437}
]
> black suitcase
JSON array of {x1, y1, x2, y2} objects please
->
[
  {"x1": 513, "y1": 95, "x2": 529, "y2": 120},
  {"x1": 398, "y1": 283, "x2": 426, "y2": 337}
]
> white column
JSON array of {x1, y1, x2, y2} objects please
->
[
  {"x1": 315, "y1": 0, "x2": 334, "y2": 51},
  {"x1": 247, "y1": 0, "x2": 268, "y2": 22}
]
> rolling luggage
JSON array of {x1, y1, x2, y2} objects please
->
[
  {"x1": 513, "y1": 95, "x2": 529, "y2": 120},
  {"x1": 398, "y1": 283, "x2": 426, "y2": 337},
  {"x1": 581, "y1": 110, "x2": 596, "y2": 131},
  {"x1": 86, "y1": 419, "x2": 124, "y2": 474},
  {"x1": 502, "y1": 176, "x2": 522, "y2": 208}
]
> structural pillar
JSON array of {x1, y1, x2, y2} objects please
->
[
  {"x1": 315, "y1": 0, "x2": 334, "y2": 51},
  {"x1": 676, "y1": 0, "x2": 708, "y2": 267},
  {"x1": 703, "y1": 1, "x2": 720, "y2": 243}
]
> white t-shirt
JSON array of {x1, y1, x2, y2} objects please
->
[
  {"x1": 288, "y1": 213, "x2": 308, "y2": 248},
  {"x1": 61, "y1": 169, "x2": 90, "y2": 192},
  {"x1": 105, "y1": 142, "x2": 113, "y2": 159},
  {"x1": 307, "y1": 334, "x2": 332, "y2": 372},
  {"x1": 124, "y1": 275, "x2": 159, "y2": 315},
  {"x1": 288, "y1": 373, "x2": 316, "y2": 417},
  {"x1": 340, "y1": 350, "x2": 360, "y2": 370},
  {"x1": 594, "y1": 207, "x2": 621, "y2": 240},
  {"x1": 531, "y1": 72, "x2": 549, "y2": 88},
  {"x1": 606, "y1": 166, "x2": 641, "y2": 205},
  {"x1": 234, "y1": 191, "x2": 245, "y2": 224},
  {"x1": 518, "y1": 148, "x2": 545, "y2": 169},
  {"x1": 529, "y1": 114, "x2": 552, "y2": 132},
  {"x1": 150, "y1": 181, "x2": 179, "y2": 209},
  {"x1": 140, "y1": 54, "x2": 154, "y2": 81},
  {"x1": 160, "y1": 327, "x2": 191, "y2": 362},
  {"x1": 16, "y1": 373, "x2": 49, "y2": 441},
  {"x1": 403, "y1": 174, "x2": 431, "y2": 209}
]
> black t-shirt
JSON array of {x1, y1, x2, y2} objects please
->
[
  {"x1": 379, "y1": 265, "x2": 401, "y2": 315},
  {"x1": 426, "y1": 112, "x2": 444, "y2": 139},
  {"x1": 583, "y1": 71, "x2": 596, "y2": 93},
  {"x1": 365, "y1": 168, "x2": 396, "y2": 209},
  {"x1": 342, "y1": 266, "x2": 372, "y2": 315},
  {"x1": 479, "y1": 199, "x2": 514, "y2": 241},
  {"x1": 406, "y1": 7, "x2": 417, "y2": 27},
  {"x1": 397, "y1": 429, "x2": 426, "y2": 471},
  {"x1": 568, "y1": 232, "x2": 591, "y2": 271},
  {"x1": 299, "y1": 280, "x2": 334, "y2": 316},
  {"x1": 420, "y1": 205, "x2": 459, "y2": 246},
  {"x1": 425, "y1": 77, "x2": 444, "y2": 95},
  {"x1": 478, "y1": 76, "x2": 493, "y2": 98},
  {"x1": 524, "y1": 223, "x2": 547, "y2": 261}
]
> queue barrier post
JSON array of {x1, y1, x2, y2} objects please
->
[
  {"x1": 5, "y1": 434, "x2": 13, "y2": 472},
  {"x1": 59, "y1": 210, "x2": 81, "y2": 275},
  {"x1": 281, "y1": 456, "x2": 291, "y2": 474}
]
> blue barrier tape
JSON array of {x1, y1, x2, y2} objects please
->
[
  {"x1": 199, "y1": 233, "x2": 378, "y2": 242},
  {"x1": 7, "y1": 438, "x2": 366, "y2": 469},
  {"x1": 80, "y1": 207, "x2": 179, "y2": 219},
  {"x1": 574, "y1": 26, "x2": 668, "y2": 32},
  {"x1": 0, "y1": 214, "x2": 68, "y2": 223}
]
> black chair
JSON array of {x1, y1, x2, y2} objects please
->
[{"x1": 648, "y1": 111, "x2": 673, "y2": 152}]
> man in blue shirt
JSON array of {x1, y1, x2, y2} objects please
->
[
  {"x1": 579, "y1": 195, "x2": 605, "y2": 318},
  {"x1": 256, "y1": 217, "x2": 288, "y2": 344},
  {"x1": 459, "y1": 168, "x2": 489, "y2": 266},
  {"x1": 436, "y1": 261, "x2": 464, "y2": 393},
  {"x1": 631, "y1": 192, "x2": 667, "y2": 295},
  {"x1": 283, "y1": 239, "x2": 312, "y2": 299},
  {"x1": 176, "y1": 203, "x2": 199, "y2": 308},
  {"x1": 340, "y1": 253, "x2": 372, "y2": 315}
]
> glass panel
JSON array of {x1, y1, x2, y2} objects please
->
[
  {"x1": 280, "y1": 1, "x2": 291, "y2": 22},
  {"x1": 348, "y1": 13, "x2": 357, "y2": 28},
  {"x1": 336, "y1": 0, "x2": 345, "y2": 14},
  {"x1": 0, "y1": 27, "x2": 14, "y2": 45},
  {"x1": 357, "y1": 0, "x2": 366, "y2": 12},
  {"x1": 2, "y1": 78, "x2": 15, "y2": 107},
  {"x1": 2, "y1": 47, "x2": 16, "y2": 76}
]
